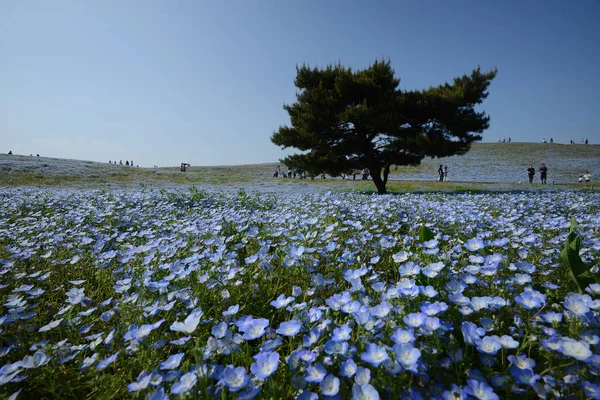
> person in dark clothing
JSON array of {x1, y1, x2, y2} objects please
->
[
  {"x1": 438, "y1": 165, "x2": 444, "y2": 182},
  {"x1": 527, "y1": 164, "x2": 535, "y2": 184},
  {"x1": 539, "y1": 163, "x2": 548, "y2": 184}
]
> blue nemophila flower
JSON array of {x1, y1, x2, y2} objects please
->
[
  {"x1": 304, "y1": 328, "x2": 322, "y2": 347},
  {"x1": 320, "y1": 373, "x2": 340, "y2": 396},
  {"x1": 171, "y1": 371, "x2": 198, "y2": 395},
  {"x1": 38, "y1": 318, "x2": 63, "y2": 332},
  {"x1": 392, "y1": 251, "x2": 410, "y2": 263},
  {"x1": 399, "y1": 262, "x2": 421, "y2": 277},
  {"x1": 341, "y1": 300, "x2": 361, "y2": 314},
  {"x1": 276, "y1": 320, "x2": 302, "y2": 337},
  {"x1": 352, "y1": 383, "x2": 379, "y2": 400},
  {"x1": 422, "y1": 316, "x2": 441, "y2": 333},
  {"x1": 499, "y1": 335, "x2": 519, "y2": 349},
  {"x1": 587, "y1": 284, "x2": 600, "y2": 295},
  {"x1": 305, "y1": 363, "x2": 327, "y2": 383},
  {"x1": 420, "y1": 285, "x2": 438, "y2": 298},
  {"x1": 217, "y1": 365, "x2": 249, "y2": 392},
  {"x1": 394, "y1": 343, "x2": 421, "y2": 371},
  {"x1": 236, "y1": 317, "x2": 269, "y2": 340},
  {"x1": 581, "y1": 381, "x2": 600, "y2": 399},
  {"x1": 250, "y1": 351, "x2": 279, "y2": 380},
  {"x1": 514, "y1": 287, "x2": 546, "y2": 310},
  {"x1": 306, "y1": 307, "x2": 324, "y2": 323},
  {"x1": 391, "y1": 328, "x2": 415, "y2": 345},
  {"x1": 325, "y1": 339, "x2": 349, "y2": 355},
  {"x1": 476, "y1": 336, "x2": 502, "y2": 355},
  {"x1": 270, "y1": 294, "x2": 294, "y2": 309},
  {"x1": 419, "y1": 302, "x2": 442, "y2": 316},
  {"x1": 464, "y1": 379, "x2": 498, "y2": 400},
  {"x1": 212, "y1": 321, "x2": 228, "y2": 339},
  {"x1": 124, "y1": 319, "x2": 165, "y2": 341},
  {"x1": 79, "y1": 353, "x2": 98, "y2": 370},
  {"x1": 403, "y1": 312, "x2": 426, "y2": 329},
  {"x1": 326, "y1": 292, "x2": 351, "y2": 311},
  {"x1": 355, "y1": 366, "x2": 371, "y2": 385},
  {"x1": 564, "y1": 293, "x2": 591, "y2": 316},
  {"x1": 541, "y1": 311, "x2": 563, "y2": 324},
  {"x1": 560, "y1": 338, "x2": 593, "y2": 361},
  {"x1": 370, "y1": 301, "x2": 391, "y2": 318},
  {"x1": 439, "y1": 384, "x2": 466, "y2": 400},
  {"x1": 465, "y1": 238, "x2": 485, "y2": 251},
  {"x1": 509, "y1": 365, "x2": 540, "y2": 387},
  {"x1": 128, "y1": 371, "x2": 152, "y2": 392},
  {"x1": 159, "y1": 353, "x2": 185, "y2": 370},
  {"x1": 20, "y1": 351, "x2": 49, "y2": 368},
  {"x1": 331, "y1": 324, "x2": 352, "y2": 342},
  {"x1": 461, "y1": 322, "x2": 485, "y2": 345},
  {"x1": 97, "y1": 351, "x2": 119, "y2": 371},
  {"x1": 361, "y1": 343, "x2": 389, "y2": 367},
  {"x1": 340, "y1": 358, "x2": 357, "y2": 377},
  {"x1": 170, "y1": 308, "x2": 203, "y2": 334},
  {"x1": 222, "y1": 304, "x2": 239, "y2": 316}
]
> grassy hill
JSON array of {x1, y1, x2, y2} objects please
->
[{"x1": 1, "y1": 143, "x2": 598, "y2": 192}]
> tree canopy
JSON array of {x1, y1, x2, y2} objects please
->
[{"x1": 271, "y1": 59, "x2": 497, "y2": 194}]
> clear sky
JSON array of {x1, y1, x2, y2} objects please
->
[{"x1": 1, "y1": 1, "x2": 599, "y2": 167}]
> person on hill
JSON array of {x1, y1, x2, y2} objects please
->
[
  {"x1": 585, "y1": 138, "x2": 589, "y2": 145},
  {"x1": 8, "y1": 151, "x2": 12, "y2": 155},
  {"x1": 443, "y1": 166, "x2": 449, "y2": 181},
  {"x1": 539, "y1": 163, "x2": 548, "y2": 184},
  {"x1": 362, "y1": 168, "x2": 369, "y2": 180},
  {"x1": 550, "y1": 138, "x2": 554, "y2": 143},
  {"x1": 438, "y1": 165, "x2": 444, "y2": 181},
  {"x1": 527, "y1": 164, "x2": 535, "y2": 184},
  {"x1": 583, "y1": 171, "x2": 591, "y2": 184},
  {"x1": 126, "y1": 160, "x2": 129, "y2": 166}
]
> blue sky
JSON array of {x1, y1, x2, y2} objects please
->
[{"x1": 1, "y1": 1, "x2": 598, "y2": 167}]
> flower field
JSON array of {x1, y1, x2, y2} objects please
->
[{"x1": 1, "y1": 187, "x2": 599, "y2": 399}]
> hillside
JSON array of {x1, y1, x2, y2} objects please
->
[{"x1": 1, "y1": 143, "x2": 598, "y2": 191}]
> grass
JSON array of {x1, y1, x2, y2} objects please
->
[{"x1": 1, "y1": 143, "x2": 599, "y2": 192}]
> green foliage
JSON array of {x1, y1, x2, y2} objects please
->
[
  {"x1": 559, "y1": 217, "x2": 595, "y2": 292},
  {"x1": 272, "y1": 59, "x2": 497, "y2": 193},
  {"x1": 419, "y1": 224, "x2": 435, "y2": 243}
]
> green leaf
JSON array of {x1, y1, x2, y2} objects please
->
[
  {"x1": 565, "y1": 232, "x2": 582, "y2": 253},
  {"x1": 559, "y1": 240, "x2": 591, "y2": 293},
  {"x1": 419, "y1": 225, "x2": 435, "y2": 243},
  {"x1": 570, "y1": 216, "x2": 578, "y2": 233}
]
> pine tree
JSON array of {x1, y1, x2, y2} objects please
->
[{"x1": 271, "y1": 59, "x2": 497, "y2": 194}]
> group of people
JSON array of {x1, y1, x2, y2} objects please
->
[
  {"x1": 272, "y1": 166, "x2": 308, "y2": 179},
  {"x1": 109, "y1": 160, "x2": 137, "y2": 167},
  {"x1": 578, "y1": 171, "x2": 592, "y2": 184},
  {"x1": 7, "y1": 151, "x2": 40, "y2": 157},
  {"x1": 497, "y1": 137, "x2": 512, "y2": 142},
  {"x1": 437, "y1": 165, "x2": 449, "y2": 181},
  {"x1": 527, "y1": 163, "x2": 548, "y2": 184},
  {"x1": 571, "y1": 138, "x2": 590, "y2": 144},
  {"x1": 527, "y1": 163, "x2": 593, "y2": 185}
]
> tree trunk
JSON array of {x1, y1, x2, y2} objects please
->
[
  {"x1": 382, "y1": 165, "x2": 390, "y2": 187},
  {"x1": 370, "y1": 168, "x2": 387, "y2": 194}
]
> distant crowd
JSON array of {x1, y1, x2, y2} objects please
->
[
  {"x1": 109, "y1": 160, "x2": 138, "y2": 167},
  {"x1": 494, "y1": 138, "x2": 592, "y2": 144},
  {"x1": 542, "y1": 137, "x2": 590, "y2": 144}
]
